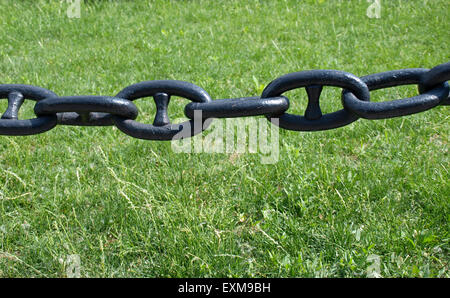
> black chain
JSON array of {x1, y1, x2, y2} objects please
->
[{"x1": 0, "y1": 62, "x2": 448, "y2": 140}]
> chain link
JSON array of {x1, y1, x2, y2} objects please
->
[
  {"x1": 342, "y1": 69, "x2": 448, "y2": 119},
  {"x1": 0, "y1": 62, "x2": 448, "y2": 139}
]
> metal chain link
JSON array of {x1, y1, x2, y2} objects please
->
[{"x1": 0, "y1": 62, "x2": 448, "y2": 140}]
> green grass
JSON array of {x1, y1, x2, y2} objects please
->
[{"x1": 0, "y1": 0, "x2": 448, "y2": 277}]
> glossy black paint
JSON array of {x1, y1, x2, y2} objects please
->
[
  {"x1": 0, "y1": 61, "x2": 447, "y2": 138},
  {"x1": 261, "y1": 70, "x2": 370, "y2": 131},
  {"x1": 342, "y1": 69, "x2": 449, "y2": 119},
  {"x1": 112, "y1": 80, "x2": 212, "y2": 140},
  {"x1": 184, "y1": 96, "x2": 289, "y2": 119},
  {"x1": 0, "y1": 84, "x2": 57, "y2": 135},
  {"x1": 34, "y1": 96, "x2": 139, "y2": 119},
  {"x1": 419, "y1": 62, "x2": 450, "y2": 105}
]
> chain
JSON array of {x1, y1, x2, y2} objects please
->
[{"x1": 0, "y1": 62, "x2": 448, "y2": 140}]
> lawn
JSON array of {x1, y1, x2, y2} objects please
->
[{"x1": 0, "y1": 0, "x2": 448, "y2": 277}]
